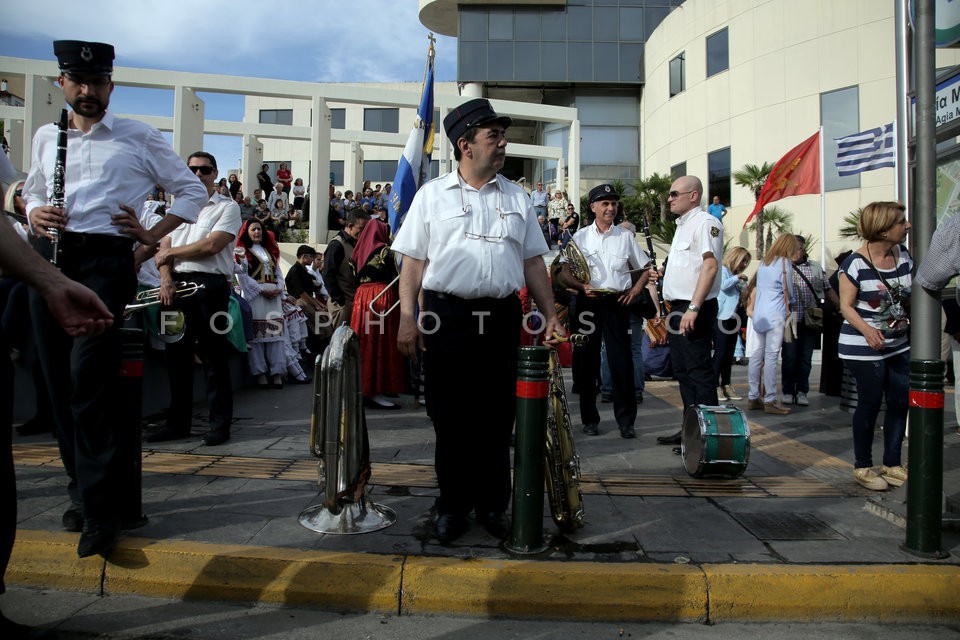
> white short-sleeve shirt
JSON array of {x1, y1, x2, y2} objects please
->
[
  {"x1": 662, "y1": 207, "x2": 724, "y2": 302},
  {"x1": 168, "y1": 192, "x2": 242, "y2": 277},
  {"x1": 392, "y1": 171, "x2": 548, "y2": 299},
  {"x1": 570, "y1": 223, "x2": 650, "y2": 291}
]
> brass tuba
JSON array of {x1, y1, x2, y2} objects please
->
[
  {"x1": 298, "y1": 325, "x2": 396, "y2": 534},
  {"x1": 544, "y1": 348, "x2": 584, "y2": 532}
]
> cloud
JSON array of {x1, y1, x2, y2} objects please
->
[{"x1": 1, "y1": 0, "x2": 457, "y2": 82}]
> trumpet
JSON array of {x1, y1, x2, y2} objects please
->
[
  {"x1": 123, "y1": 281, "x2": 204, "y2": 315},
  {"x1": 367, "y1": 274, "x2": 400, "y2": 319}
]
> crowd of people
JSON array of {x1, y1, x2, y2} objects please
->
[{"x1": 0, "y1": 42, "x2": 955, "y2": 639}]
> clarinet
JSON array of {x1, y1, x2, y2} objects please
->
[
  {"x1": 48, "y1": 108, "x2": 68, "y2": 266},
  {"x1": 640, "y1": 214, "x2": 667, "y2": 319}
]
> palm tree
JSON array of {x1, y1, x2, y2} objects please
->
[
  {"x1": 839, "y1": 208, "x2": 862, "y2": 240},
  {"x1": 632, "y1": 172, "x2": 673, "y2": 226},
  {"x1": 733, "y1": 162, "x2": 774, "y2": 257},
  {"x1": 746, "y1": 206, "x2": 792, "y2": 256}
]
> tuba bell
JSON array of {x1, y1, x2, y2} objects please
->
[
  {"x1": 298, "y1": 325, "x2": 396, "y2": 534},
  {"x1": 544, "y1": 347, "x2": 585, "y2": 532}
]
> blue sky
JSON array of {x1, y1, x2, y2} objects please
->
[{"x1": 1, "y1": 0, "x2": 458, "y2": 173}]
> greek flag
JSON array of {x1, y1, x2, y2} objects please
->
[
  {"x1": 834, "y1": 123, "x2": 895, "y2": 177},
  {"x1": 388, "y1": 46, "x2": 435, "y2": 234}
]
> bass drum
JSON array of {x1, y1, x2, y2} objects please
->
[{"x1": 681, "y1": 404, "x2": 750, "y2": 479}]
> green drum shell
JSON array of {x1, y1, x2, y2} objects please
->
[{"x1": 681, "y1": 404, "x2": 750, "y2": 479}]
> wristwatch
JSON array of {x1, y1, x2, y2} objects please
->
[{"x1": 687, "y1": 303, "x2": 700, "y2": 313}]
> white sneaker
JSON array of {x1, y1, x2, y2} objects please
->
[
  {"x1": 853, "y1": 467, "x2": 889, "y2": 491},
  {"x1": 717, "y1": 386, "x2": 729, "y2": 401},
  {"x1": 795, "y1": 392, "x2": 809, "y2": 406}
]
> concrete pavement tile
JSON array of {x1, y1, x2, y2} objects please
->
[
  {"x1": 635, "y1": 497, "x2": 767, "y2": 555},
  {"x1": 130, "y1": 511, "x2": 273, "y2": 545}
]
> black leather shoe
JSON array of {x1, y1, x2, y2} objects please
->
[
  {"x1": 0, "y1": 612, "x2": 57, "y2": 640},
  {"x1": 477, "y1": 511, "x2": 510, "y2": 539},
  {"x1": 657, "y1": 431, "x2": 682, "y2": 445},
  {"x1": 146, "y1": 427, "x2": 190, "y2": 443},
  {"x1": 636, "y1": 391, "x2": 644, "y2": 404},
  {"x1": 435, "y1": 513, "x2": 467, "y2": 543},
  {"x1": 77, "y1": 522, "x2": 119, "y2": 558},
  {"x1": 15, "y1": 417, "x2": 53, "y2": 436},
  {"x1": 601, "y1": 393, "x2": 612, "y2": 403},
  {"x1": 201, "y1": 430, "x2": 230, "y2": 446},
  {"x1": 582, "y1": 423, "x2": 599, "y2": 436},
  {"x1": 620, "y1": 426, "x2": 636, "y2": 439},
  {"x1": 62, "y1": 506, "x2": 83, "y2": 532}
]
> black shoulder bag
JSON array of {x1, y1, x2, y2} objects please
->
[{"x1": 792, "y1": 265, "x2": 825, "y2": 332}]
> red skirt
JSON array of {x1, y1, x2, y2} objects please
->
[{"x1": 349, "y1": 282, "x2": 404, "y2": 396}]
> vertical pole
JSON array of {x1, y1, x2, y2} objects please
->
[
  {"x1": 117, "y1": 328, "x2": 147, "y2": 529},
  {"x1": 904, "y1": 0, "x2": 947, "y2": 558},
  {"x1": 506, "y1": 346, "x2": 550, "y2": 554},
  {"x1": 895, "y1": 0, "x2": 912, "y2": 205}
]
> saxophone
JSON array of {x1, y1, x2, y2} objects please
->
[{"x1": 544, "y1": 347, "x2": 584, "y2": 533}]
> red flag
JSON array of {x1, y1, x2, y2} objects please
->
[{"x1": 743, "y1": 131, "x2": 820, "y2": 226}]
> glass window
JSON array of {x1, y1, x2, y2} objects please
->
[
  {"x1": 708, "y1": 147, "x2": 731, "y2": 208},
  {"x1": 594, "y1": 6, "x2": 618, "y2": 41},
  {"x1": 363, "y1": 160, "x2": 398, "y2": 182},
  {"x1": 645, "y1": 6, "x2": 671, "y2": 39},
  {"x1": 594, "y1": 43, "x2": 619, "y2": 82},
  {"x1": 259, "y1": 109, "x2": 293, "y2": 125},
  {"x1": 706, "y1": 28, "x2": 729, "y2": 78},
  {"x1": 330, "y1": 108, "x2": 345, "y2": 130},
  {"x1": 671, "y1": 162, "x2": 687, "y2": 179},
  {"x1": 460, "y1": 9, "x2": 487, "y2": 41},
  {"x1": 363, "y1": 108, "x2": 399, "y2": 133},
  {"x1": 459, "y1": 42, "x2": 487, "y2": 81},
  {"x1": 670, "y1": 52, "x2": 685, "y2": 97},
  {"x1": 515, "y1": 11, "x2": 540, "y2": 40},
  {"x1": 568, "y1": 42, "x2": 593, "y2": 81},
  {"x1": 620, "y1": 43, "x2": 644, "y2": 83},
  {"x1": 489, "y1": 11, "x2": 513, "y2": 40},
  {"x1": 581, "y1": 126, "x2": 639, "y2": 165},
  {"x1": 330, "y1": 160, "x2": 345, "y2": 186},
  {"x1": 568, "y1": 5, "x2": 593, "y2": 41},
  {"x1": 541, "y1": 10, "x2": 566, "y2": 41},
  {"x1": 821, "y1": 86, "x2": 861, "y2": 192},
  {"x1": 620, "y1": 8, "x2": 645, "y2": 41},
  {"x1": 542, "y1": 43, "x2": 567, "y2": 81},
  {"x1": 428, "y1": 160, "x2": 440, "y2": 181},
  {"x1": 516, "y1": 42, "x2": 541, "y2": 81},
  {"x1": 488, "y1": 42, "x2": 514, "y2": 81}
]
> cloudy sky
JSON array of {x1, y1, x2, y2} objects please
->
[{"x1": 0, "y1": 0, "x2": 458, "y2": 172}]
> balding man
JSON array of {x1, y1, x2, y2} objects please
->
[{"x1": 656, "y1": 176, "x2": 724, "y2": 445}]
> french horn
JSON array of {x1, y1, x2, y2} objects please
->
[{"x1": 544, "y1": 348, "x2": 585, "y2": 532}]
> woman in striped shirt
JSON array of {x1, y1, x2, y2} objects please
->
[{"x1": 838, "y1": 201, "x2": 912, "y2": 491}]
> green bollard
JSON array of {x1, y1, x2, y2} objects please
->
[
  {"x1": 903, "y1": 359, "x2": 948, "y2": 558},
  {"x1": 506, "y1": 346, "x2": 550, "y2": 554}
]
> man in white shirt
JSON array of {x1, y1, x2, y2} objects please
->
[
  {"x1": 150, "y1": 151, "x2": 242, "y2": 447},
  {"x1": 392, "y1": 98, "x2": 563, "y2": 543},
  {"x1": 559, "y1": 184, "x2": 653, "y2": 439},
  {"x1": 22, "y1": 40, "x2": 207, "y2": 558},
  {"x1": 656, "y1": 175, "x2": 724, "y2": 445},
  {"x1": 531, "y1": 180, "x2": 548, "y2": 221}
]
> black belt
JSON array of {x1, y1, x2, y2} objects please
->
[
  {"x1": 173, "y1": 271, "x2": 229, "y2": 281},
  {"x1": 59, "y1": 232, "x2": 134, "y2": 252},
  {"x1": 425, "y1": 290, "x2": 516, "y2": 307}
]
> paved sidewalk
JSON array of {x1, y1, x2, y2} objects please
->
[{"x1": 8, "y1": 360, "x2": 960, "y2": 622}]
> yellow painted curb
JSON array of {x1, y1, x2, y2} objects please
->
[
  {"x1": 703, "y1": 564, "x2": 960, "y2": 622},
  {"x1": 10, "y1": 530, "x2": 404, "y2": 613},
  {"x1": 401, "y1": 556, "x2": 707, "y2": 621}
]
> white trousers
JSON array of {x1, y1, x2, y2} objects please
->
[
  {"x1": 248, "y1": 340, "x2": 286, "y2": 377},
  {"x1": 747, "y1": 320, "x2": 784, "y2": 404}
]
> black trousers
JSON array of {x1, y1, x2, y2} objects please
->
[
  {"x1": 572, "y1": 295, "x2": 636, "y2": 429},
  {"x1": 0, "y1": 323, "x2": 13, "y2": 592},
  {"x1": 165, "y1": 272, "x2": 234, "y2": 434},
  {"x1": 422, "y1": 291, "x2": 520, "y2": 518},
  {"x1": 667, "y1": 298, "x2": 720, "y2": 411},
  {"x1": 712, "y1": 316, "x2": 740, "y2": 387},
  {"x1": 29, "y1": 234, "x2": 136, "y2": 525}
]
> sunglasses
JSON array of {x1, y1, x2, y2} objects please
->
[
  {"x1": 189, "y1": 165, "x2": 215, "y2": 175},
  {"x1": 64, "y1": 74, "x2": 111, "y2": 88},
  {"x1": 668, "y1": 189, "x2": 695, "y2": 199}
]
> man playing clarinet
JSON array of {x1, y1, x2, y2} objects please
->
[{"x1": 21, "y1": 40, "x2": 207, "y2": 558}]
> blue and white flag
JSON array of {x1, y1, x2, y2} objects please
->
[
  {"x1": 834, "y1": 123, "x2": 895, "y2": 177},
  {"x1": 388, "y1": 45, "x2": 435, "y2": 234}
]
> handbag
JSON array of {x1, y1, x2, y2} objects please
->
[{"x1": 792, "y1": 264, "x2": 825, "y2": 332}]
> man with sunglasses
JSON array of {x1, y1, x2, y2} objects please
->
[
  {"x1": 21, "y1": 40, "x2": 207, "y2": 559},
  {"x1": 655, "y1": 176, "x2": 724, "y2": 446},
  {"x1": 392, "y1": 98, "x2": 563, "y2": 543},
  {"x1": 148, "y1": 152, "x2": 241, "y2": 447}
]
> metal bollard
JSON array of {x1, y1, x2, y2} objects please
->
[
  {"x1": 903, "y1": 359, "x2": 947, "y2": 558},
  {"x1": 116, "y1": 328, "x2": 148, "y2": 529},
  {"x1": 506, "y1": 346, "x2": 550, "y2": 554}
]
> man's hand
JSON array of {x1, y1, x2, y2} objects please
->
[
  {"x1": 543, "y1": 315, "x2": 566, "y2": 347},
  {"x1": 46, "y1": 278, "x2": 114, "y2": 337},
  {"x1": 112, "y1": 204, "x2": 155, "y2": 245},
  {"x1": 154, "y1": 245, "x2": 175, "y2": 268},
  {"x1": 158, "y1": 278, "x2": 177, "y2": 306},
  {"x1": 679, "y1": 309, "x2": 698, "y2": 335},
  {"x1": 397, "y1": 315, "x2": 424, "y2": 360},
  {"x1": 30, "y1": 205, "x2": 66, "y2": 240}
]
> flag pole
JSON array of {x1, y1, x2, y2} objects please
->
[{"x1": 819, "y1": 125, "x2": 826, "y2": 266}]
